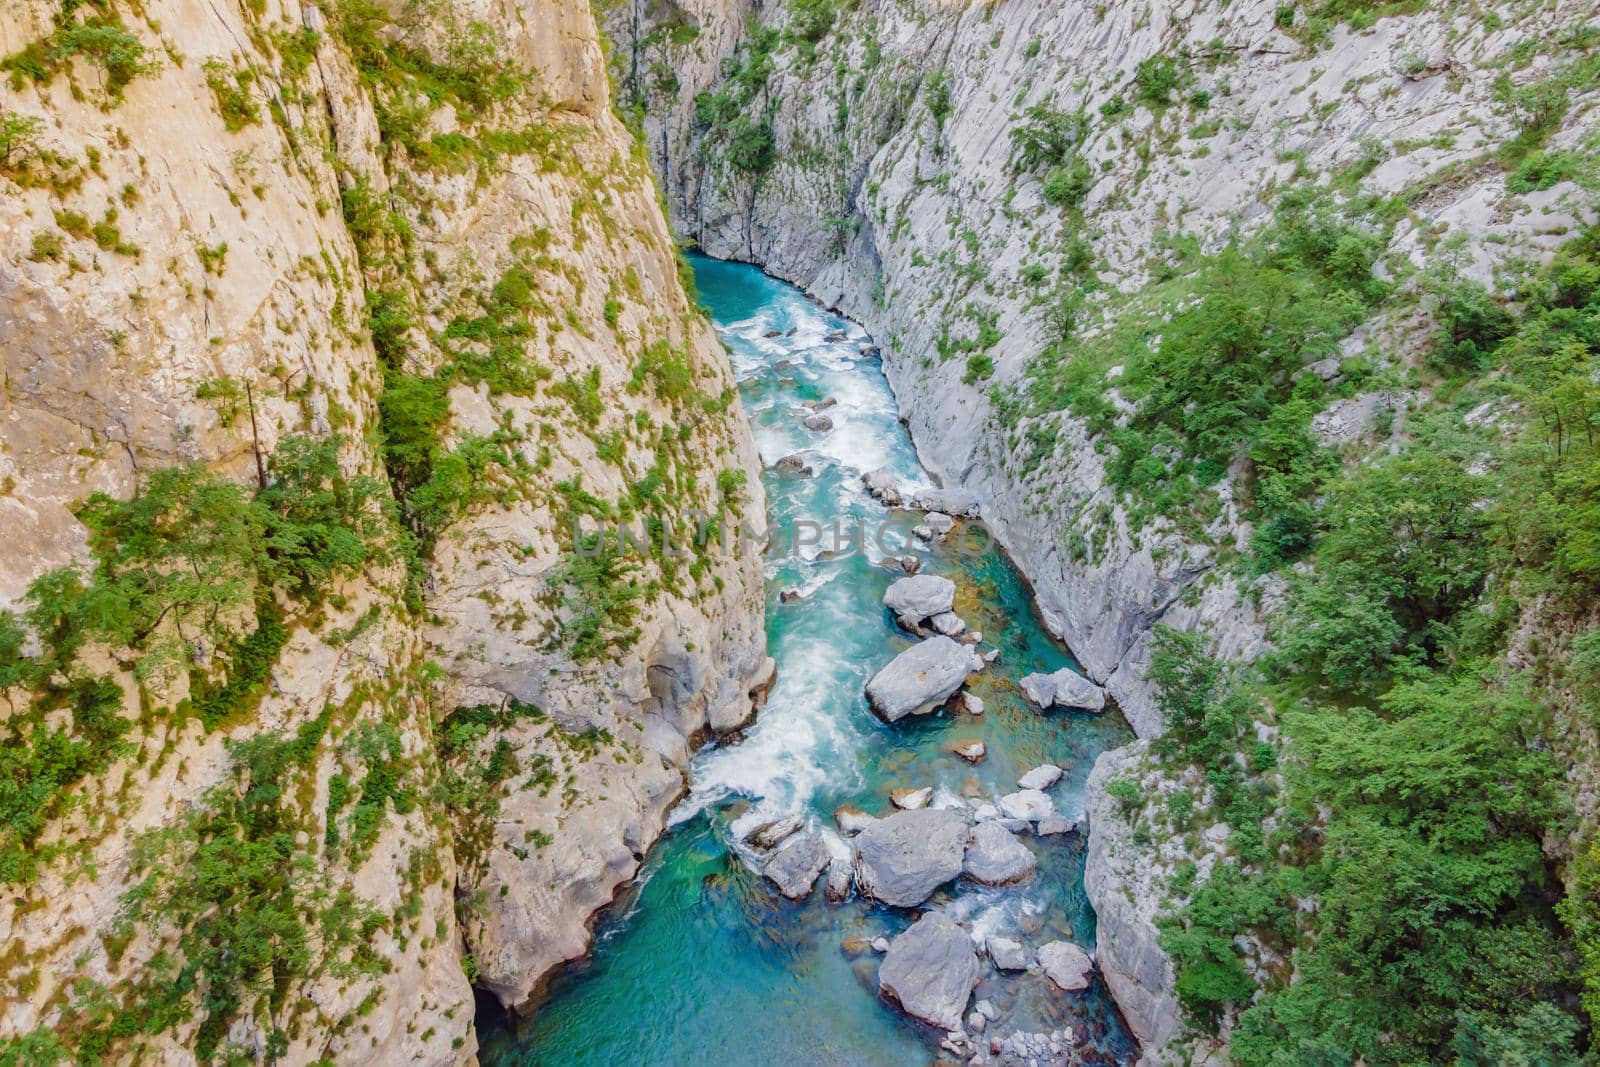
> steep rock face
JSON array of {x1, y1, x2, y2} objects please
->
[
  {"x1": 609, "y1": 1, "x2": 1597, "y2": 1055},
  {"x1": 0, "y1": 0, "x2": 764, "y2": 1059},
  {"x1": 610, "y1": 0, "x2": 1597, "y2": 734}
]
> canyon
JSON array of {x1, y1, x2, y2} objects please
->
[{"x1": 2, "y1": 0, "x2": 1598, "y2": 1062}]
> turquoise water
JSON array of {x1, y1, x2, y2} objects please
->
[{"x1": 477, "y1": 256, "x2": 1137, "y2": 1065}]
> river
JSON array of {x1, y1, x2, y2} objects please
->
[{"x1": 477, "y1": 256, "x2": 1137, "y2": 1065}]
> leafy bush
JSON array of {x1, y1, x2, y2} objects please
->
[
  {"x1": 202, "y1": 58, "x2": 259, "y2": 132},
  {"x1": 1040, "y1": 156, "x2": 1093, "y2": 207},
  {"x1": 1134, "y1": 55, "x2": 1182, "y2": 107}
]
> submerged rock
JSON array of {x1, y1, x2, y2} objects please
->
[
  {"x1": 864, "y1": 636, "x2": 982, "y2": 722},
  {"x1": 1037, "y1": 941, "x2": 1095, "y2": 991},
  {"x1": 952, "y1": 739, "x2": 987, "y2": 763},
  {"x1": 962, "y1": 822, "x2": 1037, "y2": 886},
  {"x1": 1018, "y1": 764, "x2": 1063, "y2": 791},
  {"x1": 1019, "y1": 667, "x2": 1107, "y2": 712},
  {"x1": 853, "y1": 807, "x2": 969, "y2": 906},
  {"x1": 883, "y1": 574, "x2": 957, "y2": 630},
  {"x1": 878, "y1": 912, "x2": 981, "y2": 1030},
  {"x1": 763, "y1": 831, "x2": 830, "y2": 900},
  {"x1": 987, "y1": 936, "x2": 1031, "y2": 972}
]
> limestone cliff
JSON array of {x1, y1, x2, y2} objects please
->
[{"x1": 0, "y1": 0, "x2": 765, "y2": 1060}]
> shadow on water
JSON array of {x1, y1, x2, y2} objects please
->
[{"x1": 475, "y1": 256, "x2": 1139, "y2": 1066}]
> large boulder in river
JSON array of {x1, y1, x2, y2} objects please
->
[
  {"x1": 862, "y1": 466, "x2": 905, "y2": 505},
  {"x1": 1019, "y1": 666, "x2": 1107, "y2": 711},
  {"x1": 878, "y1": 912, "x2": 981, "y2": 1030},
  {"x1": 763, "y1": 831, "x2": 830, "y2": 900},
  {"x1": 883, "y1": 574, "x2": 956, "y2": 629},
  {"x1": 999, "y1": 789, "x2": 1055, "y2": 823},
  {"x1": 962, "y1": 821, "x2": 1037, "y2": 886},
  {"x1": 865, "y1": 636, "x2": 983, "y2": 722},
  {"x1": 761, "y1": 831, "x2": 832, "y2": 895},
  {"x1": 1038, "y1": 941, "x2": 1095, "y2": 991},
  {"x1": 854, "y1": 807, "x2": 969, "y2": 906}
]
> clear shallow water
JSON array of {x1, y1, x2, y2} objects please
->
[{"x1": 477, "y1": 256, "x2": 1137, "y2": 1066}]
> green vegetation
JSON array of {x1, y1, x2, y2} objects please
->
[
  {"x1": 3, "y1": 2, "x2": 159, "y2": 99},
  {"x1": 0, "y1": 435, "x2": 390, "y2": 883},
  {"x1": 1144, "y1": 230, "x2": 1600, "y2": 1063},
  {"x1": 203, "y1": 58, "x2": 260, "y2": 132}
]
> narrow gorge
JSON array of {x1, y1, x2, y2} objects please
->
[{"x1": 3, "y1": 0, "x2": 1599, "y2": 1063}]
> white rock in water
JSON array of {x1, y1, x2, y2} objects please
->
[
  {"x1": 998, "y1": 789, "x2": 1054, "y2": 823},
  {"x1": 1036, "y1": 814, "x2": 1076, "y2": 836},
  {"x1": 1018, "y1": 764, "x2": 1063, "y2": 791},
  {"x1": 762, "y1": 831, "x2": 830, "y2": 900},
  {"x1": 1018, "y1": 666, "x2": 1107, "y2": 711},
  {"x1": 892, "y1": 786, "x2": 933, "y2": 810},
  {"x1": 962, "y1": 821, "x2": 1038, "y2": 886},
  {"x1": 824, "y1": 851, "x2": 854, "y2": 902},
  {"x1": 862, "y1": 466, "x2": 904, "y2": 504},
  {"x1": 953, "y1": 740, "x2": 987, "y2": 763},
  {"x1": 929, "y1": 611, "x2": 967, "y2": 636},
  {"x1": 865, "y1": 636, "x2": 982, "y2": 722},
  {"x1": 871, "y1": 936, "x2": 890, "y2": 953},
  {"x1": 853, "y1": 808, "x2": 969, "y2": 906},
  {"x1": 1037, "y1": 941, "x2": 1095, "y2": 991},
  {"x1": 883, "y1": 574, "x2": 956, "y2": 628},
  {"x1": 748, "y1": 814, "x2": 804, "y2": 850},
  {"x1": 879, "y1": 911, "x2": 981, "y2": 1030},
  {"x1": 960, "y1": 693, "x2": 985, "y2": 715},
  {"x1": 987, "y1": 937, "x2": 1031, "y2": 972},
  {"x1": 835, "y1": 808, "x2": 878, "y2": 836}
]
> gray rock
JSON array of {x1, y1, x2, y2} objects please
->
[
  {"x1": 914, "y1": 512, "x2": 955, "y2": 541},
  {"x1": 878, "y1": 912, "x2": 981, "y2": 1030},
  {"x1": 972, "y1": 802, "x2": 1000, "y2": 822},
  {"x1": 748, "y1": 814, "x2": 804, "y2": 850},
  {"x1": 804, "y1": 396, "x2": 838, "y2": 411},
  {"x1": 962, "y1": 822, "x2": 1037, "y2": 886},
  {"x1": 969, "y1": 1011, "x2": 987, "y2": 1033},
  {"x1": 976, "y1": 999, "x2": 997, "y2": 1020},
  {"x1": 1037, "y1": 941, "x2": 1094, "y2": 991},
  {"x1": 862, "y1": 466, "x2": 904, "y2": 505},
  {"x1": 910, "y1": 485, "x2": 982, "y2": 518},
  {"x1": 1019, "y1": 667, "x2": 1107, "y2": 711},
  {"x1": 802, "y1": 413, "x2": 834, "y2": 432},
  {"x1": 1036, "y1": 814, "x2": 1076, "y2": 836},
  {"x1": 854, "y1": 807, "x2": 969, "y2": 906},
  {"x1": 865, "y1": 636, "x2": 982, "y2": 722},
  {"x1": 1017, "y1": 764, "x2": 1063, "y2": 791},
  {"x1": 952, "y1": 739, "x2": 987, "y2": 763},
  {"x1": 762, "y1": 831, "x2": 830, "y2": 900},
  {"x1": 825, "y1": 852, "x2": 854, "y2": 902},
  {"x1": 929, "y1": 611, "x2": 967, "y2": 636},
  {"x1": 883, "y1": 554, "x2": 921, "y2": 575},
  {"x1": 959, "y1": 693, "x2": 985, "y2": 715},
  {"x1": 883, "y1": 574, "x2": 956, "y2": 628},
  {"x1": 835, "y1": 808, "x2": 878, "y2": 836},
  {"x1": 774, "y1": 453, "x2": 813, "y2": 475},
  {"x1": 891, "y1": 786, "x2": 933, "y2": 810},
  {"x1": 998, "y1": 789, "x2": 1054, "y2": 823},
  {"x1": 871, "y1": 936, "x2": 890, "y2": 953},
  {"x1": 987, "y1": 937, "x2": 1030, "y2": 971}
]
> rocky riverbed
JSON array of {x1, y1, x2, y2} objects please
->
[{"x1": 476, "y1": 257, "x2": 1138, "y2": 1064}]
